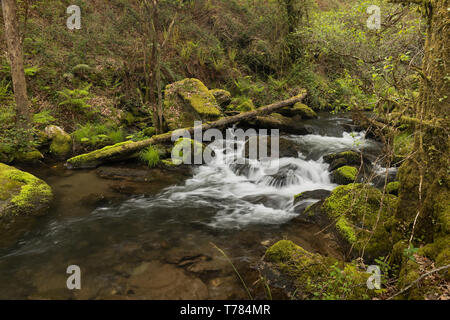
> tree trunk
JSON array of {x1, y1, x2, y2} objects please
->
[
  {"x1": 66, "y1": 92, "x2": 307, "y2": 169},
  {"x1": 1, "y1": 0, "x2": 31, "y2": 126},
  {"x1": 395, "y1": 0, "x2": 449, "y2": 241}
]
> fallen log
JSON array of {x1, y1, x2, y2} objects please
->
[{"x1": 66, "y1": 91, "x2": 307, "y2": 169}]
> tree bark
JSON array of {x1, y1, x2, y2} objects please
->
[
  {"x1": 1, "y1": 0, "x2": 31, "y2": 126},
  {"x1": 394, "y1": 0, "x2": 449, "y2": 240},
  {"x1": 66, "y1": 92, "x2": 307, "y2": 169}
]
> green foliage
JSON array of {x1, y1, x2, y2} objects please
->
[
  {"x1": 72, "y1": 122, "x2": 125, "y2": 148},
  {"x1": 0, "y1": 106, "x2": 38, "y2": 162},
  {"x1": 139, "y1": 146, "x2": 160, "y2": 168},
  {"x1": 24, "y1": 66, "x2": 40, "y2": 77},
  {"x1": 33, "y1": 110, "x2": 56, "y2": 126},
  {"x1": 57, "y1": 84, "x2": 92, "y2": 112},
  {"x1": 403, "y1": 244, "x2": 419, "y2": 262},
  {"x1": 0, "y1": 80, "x2": 12, "y2": 104}
]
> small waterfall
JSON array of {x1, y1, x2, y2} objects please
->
[{"x1": 156, "y1": 136, "x2": 337, "y2": 229}]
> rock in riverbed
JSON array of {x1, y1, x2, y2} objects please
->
[{"x1": 0, "y1": 163, "x2": 53, "y2": 217}]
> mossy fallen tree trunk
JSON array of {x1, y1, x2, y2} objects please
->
[{"x1": 66, "y1": 91, "x2": 307, "y2": 169}]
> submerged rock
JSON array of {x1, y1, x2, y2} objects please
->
[
  {"x1": 0, "y1": 163, "x2": 53, "y2": 217},
  {"x1": 294, "y1": 189, "x2": 331, "y2": 204},
  {"x1": 164, "y1": 78, "x2": 222, "y2": 131},
  {"x1": 125, "y1": 260, "x2": 209, "y2": 299},
  {"x1": 261, "y1": 240, "x2": 375, "y2": 299}
]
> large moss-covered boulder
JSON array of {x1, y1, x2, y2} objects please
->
[
  {"x1": 262, "y1": 240, "x2": 375, "y2": 300},
  {"x1": 320, "y1": 184, "x2": 398, "y2": 257},
  {"x1": 300, "y1": 184, "x2": 399, "y2": 259},
  {"x1": 163, "y1": 78, "x2": 222, "y2": 131},
  {"x1": 331, "y1": 166, "x2": 358, "y2": 185},
  {"x1": 45, "y1": 125, "x2": 72, "y2": 158},
  {"x1": 0, "y1": 163, "x2": 53, "y2": 217}
]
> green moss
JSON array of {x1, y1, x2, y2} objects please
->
[
  {"x1": 66, "y1": 141, "x2": 135, "y2": 169},
  {"x1": 294, "y1": 192, "x2": 304, "y2": 201},
  {"x1": 264, "y1": 240, "x2": 374, "y2": 300},
  {"x1": 393, "y1": 130, "x2": 413, "y2": 159},
  {"x1": 265, "y1": 240, "x2": 304, "y2": 263},
  {"x1": 336, "y1": 216, "x2": 357, "y2": 243},
  {"x1": 386, "y1": 181, "x2": 400, "y2": 195},
  {"x1": 15, "y1": 149, "x2": 44, "y2": 163},
  {"x1": 332, "y1": 166, "x2": 357, "y2": 185},
  {"x1": 322, "y1": 184, "x2": 398, "y2": 257},
  {"x1": 292, "y1": 103, "x2": 317, "y2": 119},
  {"x1": 161, "y1": 159, "x2": 178, "y2": 168},
  {"x1": 46, "y1": 125, "x2": 72, "y2": 158},
  {"x1": 50, "y1": 133, "x2": 72, "y2": 157},
  {"x1": 324, "y1": 151, "x2": 360, "y2": 165},
  {"x1": 164, "y1": 78, "x2": 222, "y2": 130},
  {"x1": 0, "y1": 163, "x2": 53, "y2": 216},
  {"x1": 227, "y1": 97, "x2": 255, "y2": 112}
]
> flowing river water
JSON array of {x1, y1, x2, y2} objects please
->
[{"x1": 0, "y1": 113, "x2": 391, "y2": 299}]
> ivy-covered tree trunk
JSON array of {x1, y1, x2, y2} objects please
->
[
  {"x1": 1, "y1": 0, "x2": 31, "y2": 126},
  {"x1": 395, "y1": 0, "x2": 449, "y2": 241}
]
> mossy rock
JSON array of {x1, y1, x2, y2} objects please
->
[
  {"x1": 264, "y1": 240, "x2": 375, "y2": 300},
  {"x1": 323, "y1": 150, "x2": 361, "y2": 169},
  {"x1": 282, "y1": 103, "x2": 317, "y2": 119},
  {"x1": 209, "y1": 89, "x2": 231, "y2": 108},
  {"x1": 321, "y1": 184, "x2": 399, "y2": 258},
  {"x1": 331, "y1": 166, "x2": 358, "y2": 185},
  {"x1": 45, "y1": 125, "x2": 72, "y2": 158},
  {"x1": 0, "y1": 163, "x2": 53, "y2": 217},
  {"x1": 386, "y1": 181, "x2": 400, "y2": 196},
  {"x1": 15, "y1": 149, "x2": 44, "y2": 164},
  {"x1": 163, "y1": 78, "x2": 222, "y2": 131}
]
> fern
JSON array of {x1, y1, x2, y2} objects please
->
[{"x1": 57, "y1": 84, "x2": 92, "y2": 111}]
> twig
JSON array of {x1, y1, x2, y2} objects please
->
[{"x1": 387, "y1": 264, "x2": 450, "y2": 300}]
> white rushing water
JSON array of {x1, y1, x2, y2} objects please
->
[{"x1": 130, "y1": 130, "x2": 379, "y2": 229}]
